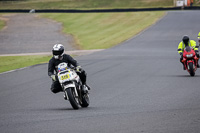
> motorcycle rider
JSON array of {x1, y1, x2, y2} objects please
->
[
  {"x1": 177, "y1": 35, "x2": 199, "y2": 70},
  {"x1": 48, "y1": 44, "x2": 90, "y2": 94}
]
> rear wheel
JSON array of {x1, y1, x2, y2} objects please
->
[
  {"x1": 66, "y1": 88, "x2": 79, "y2": 110},
  {"x1": 80, "y1": 93, "x2": 90, "y2": 107},
  {"x1": 188, "y1": 62, "x2": 195, "y2": 76}
]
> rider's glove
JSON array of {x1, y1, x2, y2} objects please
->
[
  {"x1": 76, "y1": 66, "x2": 83, "y2": 72},
  {"x1": 180, "y1": 52, "x2": 183, "y2": 56},
  {"x1": 50, "y1": 75, "x2": 56, "y2": 81}
]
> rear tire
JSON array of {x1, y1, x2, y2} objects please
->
[
  {"x1": 80, "y1": 93, "x2": 90, "y2": 108},
  {"x1": 188, "y1": 62, "x2": 195, "y2": 76},
  {"x1": 67, "y1": 88, "x2": 79, "y2": 110}
]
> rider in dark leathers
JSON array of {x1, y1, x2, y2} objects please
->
[{"x1": 48, "y1": 44, "x2": 90, "y2": 93}]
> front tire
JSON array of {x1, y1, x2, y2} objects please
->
[
  {"x1": 188, "y1": 62, "x2": 195, "y2": 76},
  {"x1": 66, "y1": 88, "x2": 79, "y2": 110}
]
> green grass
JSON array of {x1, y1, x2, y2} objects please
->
[
  {"x1": 0, "y1": 0, "x2": 175, "y2": 9},
  {"x1": 0, "y1": 14, "x2": 6, "y2": 30},
  {"x1": 0, "y1": 20, "x2": 5, "y2": 30},
  {"x1": 0, "y1": 55, "x2": 52, "y2": 73},
  {"x1": 41, "y1": 12, "x2": 165, "y2": 49},
  {"x1": 0, "y1": 12, "x2": 165, "y2": 73},
  {"x1": 0, "y1": 1, "x2": 167, "y2": 73}
]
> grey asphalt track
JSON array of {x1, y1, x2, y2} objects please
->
[
  {"x1": 1, "y1": 11, "x2": 200, "y2": 133},
  {"x1": 0, "y1": 14, "x2": 76, "y2": 54}
]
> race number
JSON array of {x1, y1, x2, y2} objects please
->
[{"x1": 61, "y1": 74, "x2": 70, "y2": 80}]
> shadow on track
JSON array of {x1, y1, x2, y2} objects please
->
[
  {"x1": 164, "y1": 75, "x2": 200, "y2": 77},
  {"x1": 31, "y1": 107, "x2": 93, "y2": 112}
]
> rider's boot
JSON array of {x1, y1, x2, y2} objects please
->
[
  {"x1": 82, "y1": 85, "x2": 89, "y2": 94},
  {"x1": 63, "y1": 91, "x2": 68, "y2": 100},
  {"x1": 63, "y1": 95, "x2": 67, "y2": 100},
  {"x1": 197, "y1": 55, "x2": 200, "y2": 68},
  {"x1": 180, "y1": 60, "x2": 185, "y2": 70},
  {"x1": 183, "y1": 64, "x2": 186, "y2": 70},
  {"x1": 85, "y1": 84, "x2": 91, "y2": 90}
]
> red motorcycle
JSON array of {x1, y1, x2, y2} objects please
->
[{"x1": 182, "y1": 46, "x2": 199, "y2": 76}]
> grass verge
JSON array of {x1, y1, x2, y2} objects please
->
[
  {"x1": 0, "y1": 14, "x2": 6, "y2": 30},
  {"x1": 0, "y1": 11, "x2": 165, "y2": 73},
  {"x1": 0, "y1": 0, "x2": 174, "y2": 9},
  {"x1": 0, "y1": 20, "x2": 5, "y2": 30},
  {"x1": 0, "y1": 55, "x2": 52, "y2": 73},
  {"x1": 41, "y1": 12, "x2": 165, "y2": 49}
]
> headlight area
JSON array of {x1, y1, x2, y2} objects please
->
[{"x1": 186, "y1": 54, "x2": 193, "y2": 58}]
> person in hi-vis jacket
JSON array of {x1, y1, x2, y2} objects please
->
[{"x1": 177, "y1": 35, "x2": 199, "y2": 69}]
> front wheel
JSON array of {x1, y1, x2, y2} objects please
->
[
  {"x1": 188, "y1": 62, "x2": 195, "y2": 76},
  {"x1": 66, "y1": 88, "x2": 79, "y2": 110}
]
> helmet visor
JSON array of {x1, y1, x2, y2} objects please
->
[
  {"x1": 183, "y1": 40, "x2": 189, "y2": 46},
  {"x1": 52, "y1": 50, "x2": 63, "y2": 55}
]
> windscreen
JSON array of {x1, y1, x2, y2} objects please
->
[{"x1": 185, "y1": 46, "x2": 192, "y2": 52}]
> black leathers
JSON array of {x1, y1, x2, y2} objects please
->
[
  {"x1": 48, "y1": 54, "x2": 79, "y2": 77},
  {"x1": 48, "y1": 54, "x2": 87, "y2": 93}
]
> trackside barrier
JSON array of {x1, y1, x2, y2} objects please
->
[{"x1": 0, "y1": 6, "x2": 200, "y2": 13}]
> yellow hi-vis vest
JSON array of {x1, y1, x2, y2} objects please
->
[{"x1": 177, "y1": 40, "x2": 198, "y2": 54}]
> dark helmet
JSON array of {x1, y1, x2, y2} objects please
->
[
  {"x1": 52, "y1": 44, "x2": 64, "y2": 59},
  {"x1": 182, "y1": 35, "x2": 189, "y2": 46}
]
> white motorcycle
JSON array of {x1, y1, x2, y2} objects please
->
[{"x1": 57, "y1": 63, "x2": 89, "y2": 109}]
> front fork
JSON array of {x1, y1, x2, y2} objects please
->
[
  {"x1": 63, "y1": 83, "x2": 79, "y2": 100},
  {"x1": 182, "y1": 59, "x2": 197, "y2": 70},
  {"x1": 186, "y1": 60, "x2": 197, "y2": 72}
]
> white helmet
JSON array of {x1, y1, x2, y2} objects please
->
[{"x1": 52, "y1": 44, "x2": 64, "y2": 59}]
